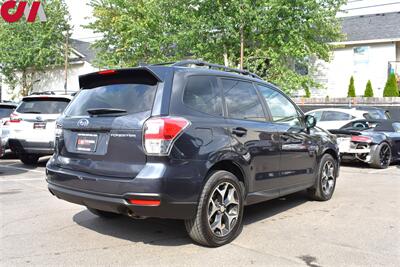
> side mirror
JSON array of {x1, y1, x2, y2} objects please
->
[{"x1": 305, "y1": 115, "x2": 317, "y2": 129}]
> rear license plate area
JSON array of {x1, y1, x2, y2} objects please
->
[
  {"x1": 33, "y1": 122, "x2": 47, "y2": 129},
  {"x1": 76, "y1": 134, "x2": 98, "y2": 152}
]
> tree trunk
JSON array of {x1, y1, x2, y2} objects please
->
[
  {"x1": 21, "y1": 71, "x2": 28, "y2": 97},
  {"x1": 223, "y1": 45, "x2": 229, "y2": 67}
]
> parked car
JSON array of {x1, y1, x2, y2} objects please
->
[
  {"x1": 351, "y1": 107, "x2": 391, "y2": 120},
  {"x1": 46, "y1": 61, "x2": 340, "y2": 247},
  {"x1": 0, "y1": 102, "x2": 17, "y2": 156},
  {"x1": 0, "y1": 102, "x2": 17, "y2": 121},
  {"x1": 305, "y1": 108, "x2": 386, "y2": 130},
  {"x1": 330, "y1": 119, "x2": 400, "y2": 169},
  {"x1": 7, "y1": 94, "x2": 72, "y2": 164}
]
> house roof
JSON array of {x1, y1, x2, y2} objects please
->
[
  {"x1": 70, "y1": 39, "x2": 97, "y2": 64},
  {"x1": 340, "y1": 12, "x2": 400, "y2": 44}
]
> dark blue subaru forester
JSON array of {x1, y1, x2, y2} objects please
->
[{"x1": 46, "y1": 60, "x2": 339, "y2": 247}]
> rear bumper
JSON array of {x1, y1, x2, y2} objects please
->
[
  {"x1": 46, "y1": 161, "x2": 201, "y2": 220},
  {"x1": 48, "y1": 182, "x2": 197, "y2": 219},
  {"x1": 8, "y1": 139, "x2": 54, "y2": 155}
]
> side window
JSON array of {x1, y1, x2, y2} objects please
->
[
  {"x1": 221, "y1": 79, "x2": 266, "y2": 121},
  {"x1": 183, "y1": 76, "x2": 222, "y2": 116},
  {"x1": 257, "y1": 85, "x2": 302, "y2": 126},
  {"x1": 321, "y1": 111, "x2": 351, "y2": 121},
  {"x1": 393, "y1": 123, "x2": 400, "y2": 133}
]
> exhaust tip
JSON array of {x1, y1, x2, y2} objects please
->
[{"x1": 127, "y1": 209, "x2": 147, "y2": 220}]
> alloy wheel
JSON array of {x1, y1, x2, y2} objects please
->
[
  {"x1": 379, "y1": 144, "x2": 391, "y2": 167},
  {"x1": 321, "y1": 161, "x2": 335, "y2": 195},
  {"x1": 207, "y1": 182, "x2": 240, "y2": 237}
]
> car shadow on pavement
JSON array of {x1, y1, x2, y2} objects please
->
[
  {"x1": 0, "y1": 152, "x2": 19, "y2": 160},
  {"x1": 243, "y1": 191, "x2": 309, "y2": 225},
  {"x1": 73, "y1": 191, "x2": 309, "y2": 247},
  {"x1": 0, "y1": 166, "x2": 28, "y2": 176},
  {"x1": 73, "y1": 210, "x2": 191, "y2": 246},
  {"x1": 0, "y1": 157, "x2": 49, "y2": 176},
  {"x1": 340, "y1": 161, "x2": 370, "y2": 169}
]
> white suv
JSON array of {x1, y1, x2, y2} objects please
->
[{"x1": 7, "y1": 94, "x2": 72, "y2": 164}]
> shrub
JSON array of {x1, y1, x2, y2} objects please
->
[
  {"x1": 364, "y1": 80, "x2": 374, "y2": 97},
  {"x1": 383, "y1": 73, "x2": 399, "y2": 97},
  {"x1": 347, "y1": 76, "x2": 356, "y2": 97}
]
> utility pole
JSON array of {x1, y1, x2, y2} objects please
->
[
  {"x1": 240, "y1": 26, "x2": 244, "y2": 70},
  {"x1": 64, "y1": 32, "x2": 69, "y2": 94}
]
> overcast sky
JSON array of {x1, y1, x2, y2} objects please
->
[
  {"x1": 65, "y1": 0, "x2": 97, "y2": 41},
  {"x1": 65, "y1": 0, "x2": 400, "y2": 41}
]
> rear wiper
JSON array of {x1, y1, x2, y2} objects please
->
[
  {"x1": 24, "y1": 111, "x2": 42, "y2": 114},
  {"x1": 86, "y1": 108, "x2": 127, "y2": 116}
]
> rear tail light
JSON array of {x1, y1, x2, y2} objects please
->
[
  {"x1": 9, "y1": 113, "x2": 21, "y2": 123},
  {"x1": 143, "y1": 117, "x2": 190, "y2": 155},
  {"x1": 351, "y1": 136, "x2": 372, "y2": 143}
]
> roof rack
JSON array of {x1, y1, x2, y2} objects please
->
[{"x1": 155, "y1": 60, "x2": 263, "y2": 80}]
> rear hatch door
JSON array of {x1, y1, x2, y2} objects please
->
[{"x1": 56, "y1": 68, "x2": 161, "y2": 179}]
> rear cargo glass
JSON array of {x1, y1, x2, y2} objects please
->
[
  {"x1": 17, "y1": 98, "x2": 70, "y2": 114},
  {"x1": 0, "y1": 106, "x2": 15, "y2": 118},
  {"x1": 65, "y1": 84, "x2": 157, "y2": 116}
]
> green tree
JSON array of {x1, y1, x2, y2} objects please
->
[
  {"x1": 87, "y1": 0, "x2": 345, "y2": 94},
  {"x1": 0, "y1": 0, "x2": 71, "y2": 97},
  {"x1": 347, "y1": 76, "x2": 356, "y2": 97},
  {"x1": 383, "y1": 73, "x2": 399, "y2": 97},
  {"x1": 364, "y1": 80, "x2": 374, "y2": 97}
]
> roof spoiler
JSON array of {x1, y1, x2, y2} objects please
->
[
  {"x1": 329, "y1": 129, "x2": 362, "y2": 135},
  {"x1": 79, "y1": 67, "x2": 163, "y2": 89}
]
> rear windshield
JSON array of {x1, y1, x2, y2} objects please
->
[
  {"x1": 64, "y1": 84, "x2": 157, "y2": 116},
  {"x1": 17, "y1": 98, "x2": 70, "y2": 114},
  {"x1": 0, "y1": 106, "x2": 15, "y2": 118}
]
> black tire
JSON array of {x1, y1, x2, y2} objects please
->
[
  {"x1": 185, "y1": 170, "x2": 244, "y2": 247},
  {"x1": 308, "y1": 154, "x2": 337, "y2": 201},
  {"x1": 370, "y1": 142, "x2": 392, "y2": 169},
  {"x1": 87, "y1": 208, "x2": 121, "y2": 219},
  {"x1": 19, "y1": 154, "x2": 40, "y2": 165}
]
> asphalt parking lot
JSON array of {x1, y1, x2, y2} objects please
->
[{"x1": 0, "y1": 158, "x2": 399, "y2": 267}]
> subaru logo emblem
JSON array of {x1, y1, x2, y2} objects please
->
[{"x1": 77, "y1": 119, "x2": 89, "y2": 127}]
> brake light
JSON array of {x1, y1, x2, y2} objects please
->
[
  {"x1": 128, "y1": 199, "x2": 161, "y2": 206},
  {"x1": 98, "y1": 70, "x2": 117, "y2": 75},
  {"x1": 9, "y1": 113, "x2": 21, "y2": 123},
  {"x1": 143, "y1": 117, "x2": 190, "y2": 155},
  {"x1": 351, "y1": 136, "x2": 372, "y2": 143}
]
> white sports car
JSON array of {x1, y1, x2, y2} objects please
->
[{"x1": 305, "y1": 108, "x2": 388, "y2": 130}]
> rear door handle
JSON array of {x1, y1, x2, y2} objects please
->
[{"x1": 232, "y1": 127, "x2": 247, "y2": 137}]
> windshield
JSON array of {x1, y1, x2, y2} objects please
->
[
  {"x1": 64, "y1": 84, "x2": 157, "y2": 117},
  {"x1": 364, "y1": 110, "x2": 389, "y2": 120},
  {"x1": 0, "y1": 107, "x2": 15, "y2": 119},
  {"x1": 17, "y1": 99, "x2": 70, "y2": 114}
]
